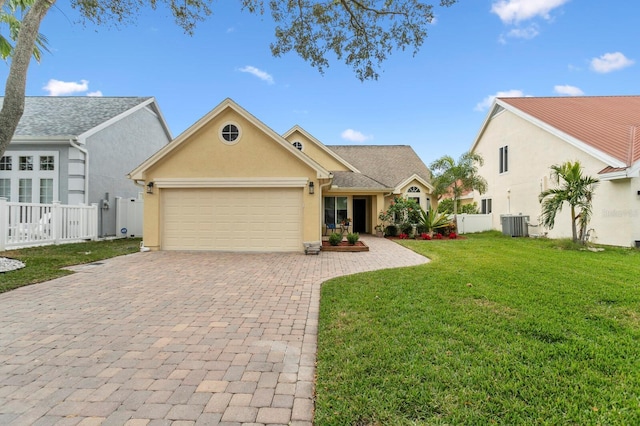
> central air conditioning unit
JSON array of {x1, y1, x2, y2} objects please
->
[{"x1": 500, "y1": 214, "x2": 530, "y2": 237}]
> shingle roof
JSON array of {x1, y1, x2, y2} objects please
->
[
  {"x1": 499, "y1": 96, "x2": 640, "y2": 165},
  {"x1": 327, "y1": 145, "x2": 431, "y2": 189},
  {"x1": 0, "y1": 96, "x2": 153, "y2": 137}
]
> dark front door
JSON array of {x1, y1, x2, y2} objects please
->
[{"x1": 353, "y1": 198, "x2": 367, "y2": 233}]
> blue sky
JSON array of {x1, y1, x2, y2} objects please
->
[{"x1": 3, "y1": 0, "x2": 639, "y2": 166}]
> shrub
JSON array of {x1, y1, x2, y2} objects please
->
[
  {"x1": 416, "y1": 224, "x2": 428, "y2": 234},
  {"x1": 328, "y1": 232, "x2": 342, "y2": 246},
  {"x1": 398, "y1": 233, "x2": 409, "y2": 239},
  {"x1": 400, "y1": 222, "x2": 413, "y2": 236},
  {"x1": 385, "y1": 225, "x2": 398, "y2": 237},
  {"x1": 420, "y1": 233, "x2": 430, "y2": 240},
  {"x1": 435, "y1": 233, "x2": 443, "y2": 239},
  {"x1": 346, "y1": 233, "x2": 360, "y2": 245},
  {"x1": 449, "y1": 232, "x2": 458, "y2": 239}
]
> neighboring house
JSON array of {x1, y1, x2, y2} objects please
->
[
  {"x1": 470, "y1": 95, "x2": 640, "y2": 247},
  {"x1": 129, "y1": 98, "x2": 434, "y2": 252},
  {"x1": 0, "y1": 96, "x2": 172, "y2": 236}
]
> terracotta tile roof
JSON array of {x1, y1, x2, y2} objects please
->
[
  {"x1": 327, "y1": 145, "x2": 431, "y2": 189},
  {"x1": 499, "y1": 96, "x2": 640, "y2": 165}
]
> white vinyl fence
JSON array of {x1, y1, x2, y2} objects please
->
[
  {"x1": 0, "y1": 199, "x2": 98, "y2": 251},
  {"x1": 454, "y1": 213, "x2": 493, "y2": 234}
]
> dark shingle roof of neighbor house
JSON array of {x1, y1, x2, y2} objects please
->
[
  {"x1": 0, "y1": 96, "x2": 153, "y2": 137},
  {"x1": 327, "y1": 145, "x2": 431, "y2": 189}
]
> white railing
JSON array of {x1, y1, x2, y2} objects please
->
[
  {"x1": 0, "y1": 199, "x2": 98, "y2": 251},
  {"x1": 454, "y1": 213, "x2": 493, "y2": 234}
]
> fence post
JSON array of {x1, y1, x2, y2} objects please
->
[
  {"x1": 52, "y1": 201, "x2": 61, "y2": 245},
  {"x1": 90, "y1": 203, "x2": 99, "y2": 240},
  {"x1": 0, "y1": 198, "x2": 7, "y2": 251}
]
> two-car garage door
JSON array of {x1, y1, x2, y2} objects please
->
[{"x1": 161, "y1": 188, "x2": 302, "y2": 251}]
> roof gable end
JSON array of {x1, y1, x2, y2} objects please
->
[{"x1": 129, "y1": 98, "x2": 330, "y2": 181}]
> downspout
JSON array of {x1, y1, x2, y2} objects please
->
[
  {"x1": 69, "y1": 138, "x2": 89, "y2": 205},
  {"x1": 318, "y1": 174, "x2": 334, "y2": 238}
]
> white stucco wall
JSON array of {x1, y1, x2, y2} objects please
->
[{"x1": 472, "y1": 108, "x2": 640, "y2": 247}]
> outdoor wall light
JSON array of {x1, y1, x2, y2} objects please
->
[
  {"x1": 309, "y1": 181, "x2": 315, "y2": 194},
  {"x1": 146, "y1": 182, "x2": 154, "y2": 194}
]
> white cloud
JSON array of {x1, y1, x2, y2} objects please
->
[
  {"x1": 590, "y1": 52, "x2": 634, "y2": 74},
  {"x1": 491, "y1": 0, "x2": 570, "y2": 24},
  {"x1": 341, "y1": 129, "x2": 372, "y2": 143},
  {"x1": 553, "y1": 85, "x2": 584, "y2": 96},
  {"x1": 238, "y1": 65, "x2": 274, "y2": 84},
  {"x1": 506, "y1": 24, "x2": 539, "y2": 40},
  {"x1": 42, "y1": 79, "x2": 89, "y2": 96},
  {"x1": 87, "y1": 91, "x2": 103, "y2": 97},
  {"x1": 475, "y1": 89, "x2": 527, "y2": 111}
]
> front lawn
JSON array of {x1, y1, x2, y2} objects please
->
[
  {"x1": 316, "y1": 233, "x2": 640, "y2": 425},
  {"x1": 0, "y1": 238, "x2": 141, "y2": 293}
]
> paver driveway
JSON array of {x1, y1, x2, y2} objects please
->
[{"x1": 0, "y1": 236, "x2": 428, "y2": 425}]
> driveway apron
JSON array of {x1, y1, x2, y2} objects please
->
[{"x1": 0, "y1": 236, "x2": 428, "y2": 425}]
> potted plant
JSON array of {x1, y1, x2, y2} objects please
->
[{"x1": 374, "y1": 224, "x2": 384, "y2": 238}]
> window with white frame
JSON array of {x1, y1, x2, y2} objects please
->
[
  {"x1": 324, "y1": 196, "x2": 348, "y2": 225},
  {"x1": 19, "y1": 178, "x2": 32, "y2": 202},
  {"x1": 406, "y1": 186, "x2": 421, "y2": 205},
  {"x1": 40, "y1": 178, "x2": 54, "y2": 203},
  {"x1": 0, "y1": 151, "x2": 58, "y2": 202},
  {"x1": 481, "y1": 198, "x2": 492, "y2": 214},
  {"x1": 40, "y1": 156, "x2": 55, "y2": 171},
  {"x1": 19, "y1": 156, "x2": 33, "y2": 171},
  {"x1": 0, "y1": 156, "x2": 11, "y2": 171},
  {"x1": 220, "y1": 123, "x2": 240, "y2": 144},
  {"x1": 0, "y1": 178, "x2": 10, "y2": 199},
  {"x1": 499, "y1": 145, "x2": 509, "y2": 174}
]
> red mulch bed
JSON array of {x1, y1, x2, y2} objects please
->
[{"x1": 321, "y1": 240, "x2": 369, "y2": 252}]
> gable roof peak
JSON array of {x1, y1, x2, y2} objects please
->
[{"x1": 490, "y1": 95, "x2": 640, "y2": 167}]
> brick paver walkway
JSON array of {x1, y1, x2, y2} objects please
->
[{"x1": 0, "y1": 236, "x2": 428, "y2": 425}]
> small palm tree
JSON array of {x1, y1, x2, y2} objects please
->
[
  {"x1": 430, "y1": 151, "x2": 487, "y2": 229},
  {"x1": 538, "y1": 161, "x2": 599, "y2": 244}
]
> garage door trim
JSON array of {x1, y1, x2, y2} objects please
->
[{"x1": 154, "y1": 177, "x2": 309, "y2": 188}]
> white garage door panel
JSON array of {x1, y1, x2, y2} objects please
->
[{"x1": 162, "y1": 188, "x2": 302, "y2": 251}]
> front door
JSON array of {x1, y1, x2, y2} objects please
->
[{"x1": 353, "y1": 198, "x2": 367, "y2": 233}]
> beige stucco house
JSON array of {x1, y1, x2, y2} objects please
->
[
  {"x1": 129, "y1": 98, "x2": 433, "y2": 252},
  {"x1": 470, "y1": 95, "x2": 640, "y2": 247}
]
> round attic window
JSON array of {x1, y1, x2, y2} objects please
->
[
  {"x1": 292, "y1": 141, "x2": 303, "y2": 151},
  {"x1": 219, "y1": 122, "x2": 241, "y2": 144}
]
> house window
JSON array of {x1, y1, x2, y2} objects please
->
[
  {"x1": 220, "y1": 123, "x2": 240, "y2": 143},
  {"x1": 0, "y1": 178, "x2": 10, "y2": 199},
  {"x1": 40, "y1": 156, "x2": 55, "y2": 171},
  {"x1": 324, "y1": 196, "x2": 348, "y2": 225},
  {"x1": 19, "y1": 156, "x2": 33, "y2": 171},
  {"x1": 499, "y1": 146, "x2": 509, "y2": 174},
  {"x1": 0, "y1": 156, "x2": 11, "y2": 171},
  {"x1": 481, "y1": 198, "x2": 492, "y2": 214},
  {"x1": 1, "y1": 151, "x2": 58, "y2": 203},
  {"x1": 40, "y1": 179, "x2": 54, "y2": 203},
  {"x1": 19, "y1": 178, "x2": 32, "y2": 203},
  {"x1": 407, "y1": 186, "x2": 421, "y2": 205},
  {"x1": 292, "y1": 141, "x2": 303, "y2": 151}
]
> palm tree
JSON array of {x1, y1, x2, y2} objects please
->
[
  {"x1": 538, "y1": 161, "x2": 599, "y2": 244},
  {"x1": 429, "y1": 151, "x2": 487, "y2": 229}
]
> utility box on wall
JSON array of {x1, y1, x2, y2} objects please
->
[
  {"x1": 116, "y1": 196, "x2": 144, "y2": 238},
  {"x1": 500, "y1": 214, "x2": 530, "y2": 237}
]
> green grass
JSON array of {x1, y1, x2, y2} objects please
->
[
  {"x1": 1, "y1": 238, "x2": 142, "y2": 293},
  {"x1": 315, "y1": 232, "x2": 640, "y2": 425}
]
